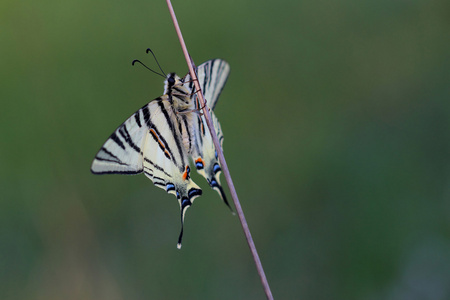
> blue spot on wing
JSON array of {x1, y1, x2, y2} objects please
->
[
  {"x1": 188, "y1": 188, "x2": 202, "y2": 199},
  {"x1": 166, "y1": 183, "x2": 175, "y2": 192},
  {"x1": 181, "y1": 198, "x2": 191, "y2": 209}
]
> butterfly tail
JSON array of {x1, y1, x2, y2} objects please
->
[
  {"x1": 209, "y1": 176, "x2": 233, "y2": 213},
  {"x1": 176, "y1": 187, "x2": 202, "y2": 249}
]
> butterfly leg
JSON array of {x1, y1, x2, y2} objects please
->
[
  {"x1": 182, "y1": 77, "x2": 199, "y2": 85},
  {"x1": 191, "y1": 90, "x2": 209, "y2": 110},
  {"x1": 176, "y1": 106, "x2": 208, "y2": 116}
]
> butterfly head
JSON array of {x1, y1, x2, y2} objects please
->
[{"x1": 164, "y1": 73, "x2": 184, "y2": 94}]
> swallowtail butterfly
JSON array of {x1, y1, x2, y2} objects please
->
[{"x1": 91, "y1": 59, "x2": 230, "y2": 248}]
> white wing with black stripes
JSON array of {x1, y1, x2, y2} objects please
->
[
  {"x1": 186, "y1": 59, "x2": 231, "y2": 208},
  {"x1": 92, "y1": 95, "x2": 203, "y2": 248},
  {"x1": 185, "y1": 59, "x2": 230, "y2": 109},
  {"x1": 91, "y1": 59, "x2": 230, "y2": 248},
  {"x1": 191, "y1": 110, "x2": 229, "y2": 207},
  {"x1": 90, "y1": 113, "x2": 145, "y2": 175}
]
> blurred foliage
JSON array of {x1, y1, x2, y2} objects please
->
[{"x1": 1, "y1": 0, "x2": 449, "y2": 299}]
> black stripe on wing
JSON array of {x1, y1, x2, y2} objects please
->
[
  {"x1": 118, "y1": 124, "x2": 141, "y2": 153},
  {"x1": 94, "y1": 147, "x2": 122, "y2": 164},
  {"x1": 91, "y1": 145, "x2": 143, "y2": 175},
  {"x1": 193, "y1": 115, "x2": 204, "y2": 155},
  {"x1": 200, "y1": 59, "x2": 230, "y2": 110},
  {"x1": 91, "y1": 130, "x2": 142, "y2": 175},
  {"x1": 143, "y1": 157, "x2": 172, "y2": 178},
  {"x1": 156, "y1": 100, "x2": 186, "y2": 168},
  {"x1": 94, "y1": 169, "x2": 142, "y2": 175},
  {"x1": 180, "y1": 114, "x2": 192, "y2": 153},
  {"x1": 92, "y1": 155, "x2": 142, "y2": 174},
  {"x1": 110, "y1": 132, "x2": 125, "y2": 150},
  {"x1": 134, "y1": 109, "x2": 142, "y2": 127},
  {"x1": 141, "y1": 104, "x2": 181, "y2": 167}
]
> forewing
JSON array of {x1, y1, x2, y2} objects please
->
[
  {"x1": 91, "y1": 106, "x2": 147, "y2": 175},
  {"x1": 184, "y1": 59, "x2": 230, "y2": 110},
  {"x1": 91, "y1": 98, "x2": 202, "y2": 248}
]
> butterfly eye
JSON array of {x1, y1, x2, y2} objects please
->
[{"x1": 168, "y1": 77, "x2": 175, "y2": 85}]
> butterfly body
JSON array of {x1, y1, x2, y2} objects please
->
[
  {"x1": 91, "y1": 59, "x2": 230, "y2": 248},
  {"x1": 159, "y1": 74, "x2": 196, "y2": 155}
]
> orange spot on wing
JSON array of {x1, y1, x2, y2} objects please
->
[
  {"x1": 182, "y1": 165, "x2": 190, "y2": 180},
  {"x1": 150, "y1": 128, "x2": 171, "y2": 159},
  {"x1": 149, "y1": 128, "x2": 157, "y2": 138}
]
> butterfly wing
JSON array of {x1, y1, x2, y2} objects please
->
[
  {"x1": 184, "y1": 59, "x2": 232, "y2": 209},
  {"x1": 185, "y1": 59, "x2": 230, "y2": 110},
  {"x1": 91, "y1": 97, "x2": 202, "y2": 248},
  {"x1": 191, "y1": 110, "x2": 231, "y2": 209},
  {"x1": 91, "y1": 107, "x2": 146, "y2": 175}
]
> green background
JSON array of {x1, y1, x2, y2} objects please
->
[{"x1": 2, "y1": 0, "x2": 449, "y2": 299}]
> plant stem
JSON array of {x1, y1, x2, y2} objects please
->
[{"x1": 165, "y1": 1, "x2": 273, "y2": 299}]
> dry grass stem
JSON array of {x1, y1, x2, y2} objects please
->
[{"x1": 165, "y1": 1, "x2": 274, "y2": 299}]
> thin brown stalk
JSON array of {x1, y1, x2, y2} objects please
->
[{"x1": 165, "y1": 1, "x2": 273, "y2": 299}]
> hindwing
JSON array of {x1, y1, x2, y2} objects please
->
[
  {"x1": 92, "y1": 96, "x2": 202, "y2": 248},
  {"x1": 184, "y1": 59, "x2": 231, "y2": 208}
]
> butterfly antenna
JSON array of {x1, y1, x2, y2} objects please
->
[
  {"x1": 131, "y1": 59, "x2": 165, "y2": 78},
  {"x1": 146, "y1": 48, "x2": 166, "y2": 77}
]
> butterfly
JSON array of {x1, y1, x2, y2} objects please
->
[{"x1": 91, "y1": 59, "x2": 231, "y2": 248}]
